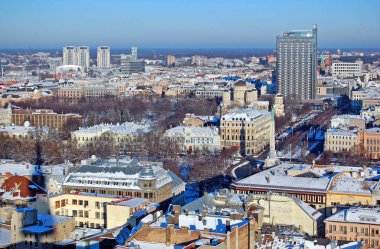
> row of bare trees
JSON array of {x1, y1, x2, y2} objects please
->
[{"x1": 13, "y1": 96, "x2": 218, "y2": 129}]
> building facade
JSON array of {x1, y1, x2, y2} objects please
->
[
  {"x1": 358, "y1": 128, "x2": 380, "y2": 159},
  {"x1": 276, "y1": 25, "x2": 318, "y2": 100},
  {"x1": 220, "y1": 109, "x2": 271, "y2": 155},
  {"x1": 120, "y1": 55, "x2": 145, "y2": 74},
  {"x1": 12, "y1": 109, "x2": 83, "y2": 130},
  {"x1": 72, "y1": 122, "x2": 150, "y2": 147},
  {"x1": 62, "y1": 46, "x2": 90, "y2": 71},
  {"x1": 97, "y1": 46, "x2": 110, "y2": 68},
  {"x1": 324, "y1": 129, "x2": 358, "y2": 153},
  {"x1": 332, "y1": 61, "x2": 363, "y2": 78},
  {"x1": 273, "y1": 94, "x2": 285, "y2": 117},
  {"x1": 76, "y1": 46, "x2": 90, "y2": 70},
  {"x1": 325, "y1": 208, "x2": 380, "y2": 249},
  {"x1": 0, "y1": 106, "x2": 12, "y2": 125},
  {"x1": 164, "y1": 126, "x2": 220, "y2": 153},
  {"x1": 62, "y1": 46, "x2": 77, "y2": 66},
  {"x1": 48, "y1": 192, "x2": 155, "y2": 229}
]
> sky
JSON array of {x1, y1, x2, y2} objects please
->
[{"x1": 0, "y1": 0, "x2": 379, "y2": 49}]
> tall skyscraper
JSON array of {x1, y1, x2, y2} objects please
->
[
  {"x1": 76, "y1": 46, "x2": 90, "y2": 70},
  {"x1": 167, "y1": 55, "x2": 176, "y2": 67},
  {"x1": 276, "y1": 24, "x2": 318, "y2": 100},
  {"x1": 62, "y1": 46, "x2": 77, "y2": 65},
  {"x1": 131, "y1": 47, "x2": 138, "y2": 61},
  {"x1": 97, "y1": 46, "x2": 111, "y2": 68}
]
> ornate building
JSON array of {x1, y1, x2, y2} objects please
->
[
  {"x1": 221, "y1": 80, "x2": 258, "y2": 113},
  {"x1": 273, "y1": 94, "x2": 285, "y2": 117},
  {"x1": 61, "y1": 157, "x2": 185, "y2": 206}
]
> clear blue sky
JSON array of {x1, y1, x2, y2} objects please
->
[{"x1": 0, "y1": 0, "x2": 379, "y2": 49}]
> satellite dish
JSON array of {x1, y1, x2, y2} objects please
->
[
  {"x1": 258, "y1": 199, "x2": 265, "y2": 206},
  {"x1": 24, "y1": 121, "x2": 30, "y2": 128}
]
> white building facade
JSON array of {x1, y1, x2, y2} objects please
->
[
  {"x1": 332, "y1": 61, "x2": 363, "y2": 78},
  {"x1": 97, "y1": 46, "x2": 110, "y2": 68},
  {"x1": 76, "y1": 46, "x2": 90, "y2": 70},
  {"x1": 164, "y1": 126, "x2": 220, "y2": 153},
  {"x1": 62, "y1": 46, "x2": 77, "y2": 65}
]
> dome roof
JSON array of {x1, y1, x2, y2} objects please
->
[{"x1": 139, "y1": 166, "x2": 155, "y2": 179}]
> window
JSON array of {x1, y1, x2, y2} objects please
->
[{"x1": 72, "y1": 210, "x2": 77, "y2": 217}]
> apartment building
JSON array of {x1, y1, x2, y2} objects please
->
[
  {"x1": 358, "y1": 128, "x2": 380, "y2": 159},
  {"x1": 11, "y1": 109, "x2": 83, "y2": 130},
  {"x1": 49, "y1": 192, "x2": 155, "y2": 229},
  {"x1": 325, "y1": 208, "x2": 380, "y2": 248},
  {"x1": 324, "y1": 129, "x2": 358, "y2": 153},
  {"x1": 58, "y1": 84, "x2": 126, "y2": 102},
  {"x1": 332, "y1": 61, "x2": 363, "y2": 78},
  {"x1": 220, "y1": 108, "x2": 271, "y2": 155},
  {"x1": 97, "y1": 46, "x2": 110, "y2": 68}
]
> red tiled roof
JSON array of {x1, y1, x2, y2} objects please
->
[{"x1": 0, "y1": 175, "x2": 46, "y2": 199}]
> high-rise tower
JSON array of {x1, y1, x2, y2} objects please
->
[
  {"x1": 62, "y1": 46, "x2": 77, "y2": 65},
  {"x1": 276, "y1": 25, "x2": 317, "y2": 100},
  {"x1": 76, "y1": 46, "x2": 90, "y2": 70},
  {"x1": 97, "y1": 46, "x2": 111, "y2": 68},
  {"x1": 131, "y1": 47, "x2": 138, "y2": 62}
]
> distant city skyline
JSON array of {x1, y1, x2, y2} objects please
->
[{"x1": 0, "y1": 0, "x2": 379, "y2": 49}]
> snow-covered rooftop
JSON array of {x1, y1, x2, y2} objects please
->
[
  {"x1": 222, "y1": 108, "x2": 270, "y2": 121},
  {"x1": 325, "y1": 207, "x2": 380, "y2": 225},
  {"x1": 0, "y1": 159, "x2": 41, "y2": 176},
  {"x1": 233, "y1": 163, "x2": 380, "y2": 195},
  {"x1": 72, "y1": 122, "x2": 151, "y2": 136}
]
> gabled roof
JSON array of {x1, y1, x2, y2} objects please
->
[{"x1": 0, "y1": 175, "x2": 46, "y2": 200}]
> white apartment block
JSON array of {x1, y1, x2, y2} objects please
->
[
  {"x1": 97, "y1": 46, "x2": 110, "y2": 68},
  {"x1": 76, "y1": 46, "x2": 90, "y2": 70},
  {"x1": 332, "y1": 61, "x2": 363, "y2": 78},
  {"x1": 62, "y1": 46, "x2": 77, "y2": 65},
  {"x1": 62, "y1": 46, "x2": 90, "y2": 70},
  {"x1": 164, "y1": 126, "x2": 220, "y2": 153}
]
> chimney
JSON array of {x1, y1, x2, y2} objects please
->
[
  {"x1": 266, "y1": 176, "x2": 270, "y2": 184},
  {"x1": 226, "y1": 220, "x2": 231, "y2": 232}
]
